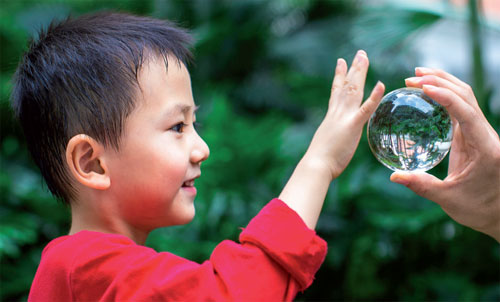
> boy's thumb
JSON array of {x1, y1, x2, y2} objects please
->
[{"x1": 390, "y1": 171, "x2": 446, "y2": 204}]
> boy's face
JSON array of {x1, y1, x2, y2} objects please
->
[{"x1": 104, "y1": 55, "x2": 209, "y2": 233}]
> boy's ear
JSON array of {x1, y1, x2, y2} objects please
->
[{"x1": 65, "y1": 134, "x2": 110, "y2": 190}]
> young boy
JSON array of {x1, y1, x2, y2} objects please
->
[{"x1": 12, "y1": 12, "x2": 385, "y2": 301}]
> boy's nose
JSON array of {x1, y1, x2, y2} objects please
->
[{"x1": 190, "y1": 132, "x2": 210, "y2": 164}]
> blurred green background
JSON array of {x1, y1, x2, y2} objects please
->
[{"x1": 1, "y1": 0, "x2": 499, "y2": 301}]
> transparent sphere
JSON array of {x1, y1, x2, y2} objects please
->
[{"x1": 367, "y1": 88, "x2": 453, "y2": 172}]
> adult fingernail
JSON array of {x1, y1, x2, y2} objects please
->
[
  {"x1": 415, "y1": 67, "x2": 432, "y2": 74},
  {"x1": 423, "y1": 84, "x2": 437, "y2": 92},
  {"x1": 394, "y1": 179, "x2": 410, "y2": 186},
  {"x1": 390, "y1": 174, "x2": 410, "y2": 186},
  {"x1": 405, "y1": 77, "x2": 420, "y2": 83}
]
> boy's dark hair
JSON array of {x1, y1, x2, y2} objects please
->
[{"x1": 11, "y1": 12, "x2": 193, "y2": 204}]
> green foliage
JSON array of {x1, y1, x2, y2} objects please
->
[{"x1": 1, "y1": 0, "x2": 499, "y2": 301}]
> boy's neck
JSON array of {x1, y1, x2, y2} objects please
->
[{"x1": 69, "y1": 199, "x2": 150, "y2": 245}]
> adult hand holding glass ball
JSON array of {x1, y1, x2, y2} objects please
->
[{"x1": 386, "y1": 68, "x2": 500, "y2": 242}]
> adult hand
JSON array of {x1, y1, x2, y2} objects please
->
[{"x1": 391, "y1": 67, "x2": 500, "y2": 242}]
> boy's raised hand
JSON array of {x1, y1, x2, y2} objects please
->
[
  {"x1": 308, "y1": 50, "x2": 385, "y2": 179},
  {"x1": 280, "y1": 50, "x2": 385, "y2": 229},
  {"x1": 392, "y1": 68, "x2": 500, "y2": 242}
]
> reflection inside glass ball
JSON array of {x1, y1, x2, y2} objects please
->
[{"x1": 367, "y1": 88, "x2": 453, "y2": 172}]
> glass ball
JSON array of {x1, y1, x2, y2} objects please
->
[{"x1": 367, "y1": 87, "x2": 453, "y2": 172}]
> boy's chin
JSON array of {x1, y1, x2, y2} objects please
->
[
  {"x1": 170, "y1": 206, "x2": 196, "y2": 226},
  {"x1": 178, "y1": 213, "x2": 195, "y2": 225}
]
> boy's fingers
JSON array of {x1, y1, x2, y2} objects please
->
[
  {"x1": 390, "y1": 171, "x2": 450, "y2": 205},
  {"x1": 330, "y1": 58, "x2": 348, "y2": 102},
  {"x1": 341, "y1": 50, "x2": 369, "y2": 105},
  {"x1": 356, "y1": 81, "x2": 385, "y2": 123}
]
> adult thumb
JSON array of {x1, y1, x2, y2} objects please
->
[{"x1": 390, "y1": 171, "x2": 447, "y2": 204}]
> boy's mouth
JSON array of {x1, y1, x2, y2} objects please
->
[
  {"x1": 182, "y1": 174, "x2": 200, "y2": 188},
  {"x1": 181, "y1": 176, "x2": 199, "y2": 196},
  {"x1": 182, "y1": 180, "x2": 195, "y2": 187}
]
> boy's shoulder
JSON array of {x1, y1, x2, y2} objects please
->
[
  {"x1": 29, "y1": 231, "x2": 172, "y2": 301},
  {"x1": 36, "y1": 231, "x2": 144, "y2": 280},
  {"x1": 42, "y1": 230, "x2": 138, "y2": 258},
  {"x1": 40, "y1": 230, "x2": 166, "y2": 272}
]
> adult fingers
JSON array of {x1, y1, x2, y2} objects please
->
[
  {"x1": 390, "y1": 171, "x2": 451, "y2": 205},
  {"x1": 422, "y1": 84, "x2": 486, "y2": 145},
  {"x1": 415, "y1": 67, "x2": 469, "y2": 92},
  {"x1": 407, "y1": 72, "x2": 497, "y2": 142},
  {"x1": 405, "y1": 75, "x2": 463, "y2": 101},
  {"x1": 406, "y1": 73, "x2": 481, "y2": 112}
]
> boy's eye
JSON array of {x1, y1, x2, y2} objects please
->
[{"x1": 171, "y1": 123, "x2": 187, "y2": 133}]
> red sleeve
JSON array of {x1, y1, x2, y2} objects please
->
[
  {"x1": 30, "y1": 199, "x2": 327, "y2": 301},
  {"x1": 209, "y1": 199, "x2": 327, "y2": 300},
  {"x1": 239, "y1": 198, "x2": 328, "y2": 291}
]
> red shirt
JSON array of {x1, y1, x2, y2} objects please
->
[{"x1": 28, "y1": 199, "x2": 327, "y2": 301}]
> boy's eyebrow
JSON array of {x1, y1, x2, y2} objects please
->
[{"x1": 166, "y1": 104, "x2": 199, "y2": 117}]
